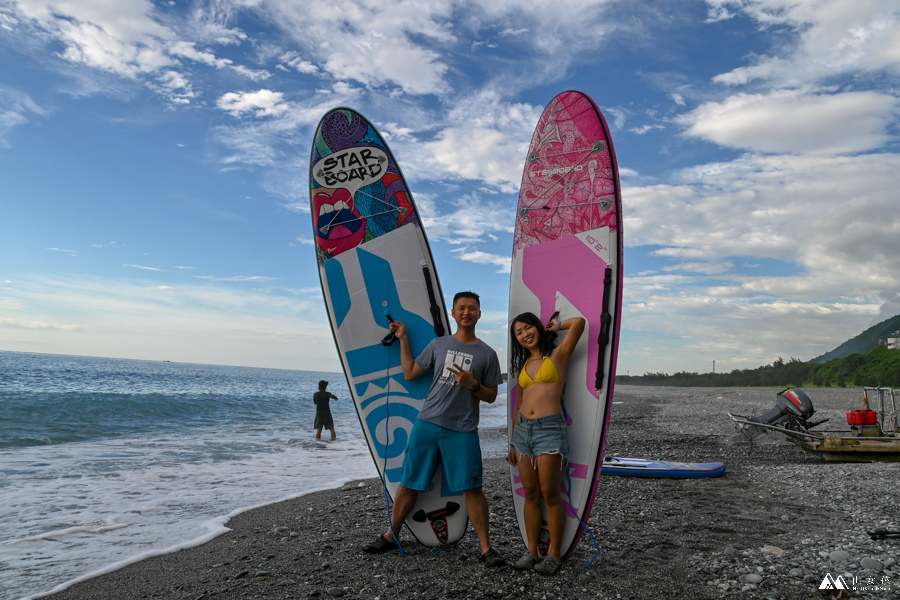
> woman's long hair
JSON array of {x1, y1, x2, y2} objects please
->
[{"x1": 510, "y1": 312, "x2": 558, "y2": 378}]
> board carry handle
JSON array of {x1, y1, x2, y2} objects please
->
[
  {"x1": 595, "y1": 266, "x2": 613, "y2": 389},
  {"x1": 380, "y1": 313, "x2": 397, "y2": 347},
  {"x1": 422, "y1": 262, "x2": 446, "y2": 337}
]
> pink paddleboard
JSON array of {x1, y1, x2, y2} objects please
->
[{"x1": 507, "y1": 90, "x2": 623, "y2": 560}]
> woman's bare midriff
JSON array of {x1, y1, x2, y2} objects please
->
[{"x1": 518, "y1": 382, "x2": 564, "y2": 419}]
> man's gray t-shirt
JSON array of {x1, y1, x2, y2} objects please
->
[{"x1": 415, "y1": 336, "x2": 503, "y2": 433}]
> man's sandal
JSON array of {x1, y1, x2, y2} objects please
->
[{"x1": 361, "y1": 535, "x2": 400, "y2": 554}]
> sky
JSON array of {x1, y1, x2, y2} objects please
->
[{"x1": 1, "y1": 0, "x2": 899, "y2": 376}]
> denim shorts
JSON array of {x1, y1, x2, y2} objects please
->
[{"x1": 510, "y1": 412, "x2": 569, "y2": 459}]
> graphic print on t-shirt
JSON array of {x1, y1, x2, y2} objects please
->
[{"x1": 439, "y1": 350, "x2": 474, "y2": 385}]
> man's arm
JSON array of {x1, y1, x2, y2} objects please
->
[
  {"x1": 391, "y1": 320, "x2": 427, "y2": 381},
  {"x1": 474, "y1": 384, "x2": 498, "y2": 404}
]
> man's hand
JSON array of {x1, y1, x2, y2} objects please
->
[
  {"x1": 446, "y1": 363, "x2": 476, "y2": 389},
  {"x1": 389, "y1": 320, "x2": 408, "y2": 339}
]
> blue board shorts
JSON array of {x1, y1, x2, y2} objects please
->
[
  {"x1": 510, "y1": 412, "x2": 569, "y2": 459},
  {"x1": 401, "y1": 419, "x2": 483, "y2": 492}
]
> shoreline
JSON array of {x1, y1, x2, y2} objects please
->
[{"x1": 43, "y1": 386, "x2": 900, "y2": 599}]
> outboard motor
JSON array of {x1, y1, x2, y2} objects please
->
[{"x1": 736, "y1": 388, "x2": 818, "y2": 441}]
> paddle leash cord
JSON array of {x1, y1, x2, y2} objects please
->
[
  {"x1": 379, "y1": 343, "x2": 409, "y2": 558},
  {"x1": 560, "y1": 396, "x2": 602, "y2": 569}
]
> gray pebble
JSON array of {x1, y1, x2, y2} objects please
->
[
  {"x1": 860, "y1": 557, "x2": 883, "y2": 571},
  {"x1": 829, "y1": 550, "x2": 851, "y2": 563}
]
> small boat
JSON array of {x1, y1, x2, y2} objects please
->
[{"x1": 729, "y1": 387, "x2": 900, "y2": 462}]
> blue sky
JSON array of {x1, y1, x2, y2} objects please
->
[{"x1": 1, "y1": 0, "x2": 898, "y2": 376}]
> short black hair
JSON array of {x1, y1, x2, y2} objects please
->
[
  {"x1": 453, "y1": 291, "x2": 480, "y2": 307},
  {"x1": 318, "y1": 380, "x2": 328, "y2": 390}
]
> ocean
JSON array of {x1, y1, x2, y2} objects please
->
[{"x1": 0, "y1": 351, "x2": 508, "y2": 600}]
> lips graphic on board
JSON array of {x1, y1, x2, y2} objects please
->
[{"x1": 313, "y1": 188, "x2": 366, "y2": 257}]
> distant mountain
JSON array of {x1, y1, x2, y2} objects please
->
[{"x1": 810, "y1": 313, "x2": 900, "y2": 363}]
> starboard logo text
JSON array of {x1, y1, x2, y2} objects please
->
[
  {"x1": 531, "y1": 164, "x2": 583, "y2": 178},
  {"x1": 313, "y1": 147, "x2": 387, "y2": 194}
]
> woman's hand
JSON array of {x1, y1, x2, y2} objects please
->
[
  {"x1": 507, "y1": 446, "x2": 519, "y2": 467},
  {"x1": 546, "y1": 318, "x2": 560, "y2": 332}
]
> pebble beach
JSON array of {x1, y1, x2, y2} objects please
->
[{"x1": 44, "y1": 385, "x2": 900, "y2": 599}]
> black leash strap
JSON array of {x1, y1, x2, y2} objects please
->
[
  {"x1": 422, "y1": 264, "x2": 445, "y2": 337},
  {"x1": 869, "y1": 528, "x2": 900, "y2": 540},
  {"x1": 595, "y1": 266, "x2": 613, "y2": 389}
]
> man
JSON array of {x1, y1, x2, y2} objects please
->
[
  {"x1": 362, "y1": 291, "x2": 505, "y2": 566},
  {"x1": 313, "y1": 380, "x2": 339, "y2": 440}
]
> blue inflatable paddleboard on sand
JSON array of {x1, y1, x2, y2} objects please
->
[
  {"x1": 310, "y1": 108, "x2": 466, "y2": 547},
  {"x1": 601, "y1": 457, "x2": 726, "y2": 478}
]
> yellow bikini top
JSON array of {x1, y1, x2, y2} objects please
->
[{"x1": 518, "y1": 357, "x2": 562, "y2": 390}]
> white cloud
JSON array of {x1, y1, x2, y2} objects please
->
[
  {"x1": 279, "y1": 51, "x2": 318, "y2": 74},
  {"x1": 0, "y1": 274, "x2": 336, "y2": 370},
  {"x1": 624, "y1": 152, "x2": 900, "y2": 339},
  {"x1": 419, "y1": 191, "x2": 513, "y2": 246},
  {"x1": 415, "y1": 89, "x2": 542, "y2": 191},
  {"x1": 0, "y1": 88, "x2": 44, "y2": 145},
  {"x1": 325, "y1": 41, "x2": 447, "y2": 96},
  {"x1": 0, "y1": 317, "x2": 84, "y2": 331},
  {"x1": 678, "y1": 89, "x2": 899, "y2": 154},
  {"x1": 47, "y1": 248, "x2": 77, "y2": 257},
  {"x1": 423, "y1": 127, "x2": 525, "y2": 191},
  {"x1": 259, "y1": 0, "x2": 454, "y2": 96},
  {"x1": 5, "y1": 0, "x2": 264, "y2": 104},
  {"x1": 707, "y1": 0, "x2": 900, "y2": 87},
  {"x1": 452, "y1": 248, "x2": 511, "y2": 273},
  {"x1": 217, "y1": 89, "x2": 290, "y2": 118},
  {"x1": 194, "y1": 275, "x2": 277, "y2": 283}
]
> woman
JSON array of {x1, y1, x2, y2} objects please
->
[{"x1": 508, "y1": 311, "x2": 585, "y2": 575}]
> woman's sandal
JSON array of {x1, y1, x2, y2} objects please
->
[{"x1": 533, "y1": 556, "x2": 561, "y2": 575}]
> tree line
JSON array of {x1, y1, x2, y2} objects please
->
[{"x1": 616, "y1": 346, "x2": 900, "y2": 388}]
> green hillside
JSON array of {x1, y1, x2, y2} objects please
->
[
  {"x1": 811, "y1": 313, "x2": 900, "y2": 363},
  {"x1": 617, "y1": 313, "x2": 900, "y2": 388}
]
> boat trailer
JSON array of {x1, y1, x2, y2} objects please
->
[{"x1": 729, "y1": 387, "x2": 900, "y2": 462}]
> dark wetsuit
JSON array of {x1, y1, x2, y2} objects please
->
[{"x1": 314, "y1": 390, "x2": 338, "y2": 429}]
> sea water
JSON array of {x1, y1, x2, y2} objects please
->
[{"x1": 0, "y1": 351, "x2": 508, "y2": 600}]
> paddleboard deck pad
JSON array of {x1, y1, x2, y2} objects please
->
[
  {"x1": 601, "y1": 457, "x2": 726, "y2": 478},
  {"x1": 508, "y1": 91, "x2": 623, "y2": 560},
  {"x1": 310, "y1": 108, "x2": 465, "y2": 547}
]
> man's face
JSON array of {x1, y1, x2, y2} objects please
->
[{"x1": 451, "y1": 297, "x2": 481, "y2": 328}]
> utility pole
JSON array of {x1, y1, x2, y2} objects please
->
[{"x1": 713, "y1": 360, "x2": 716, "y2": 374}]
